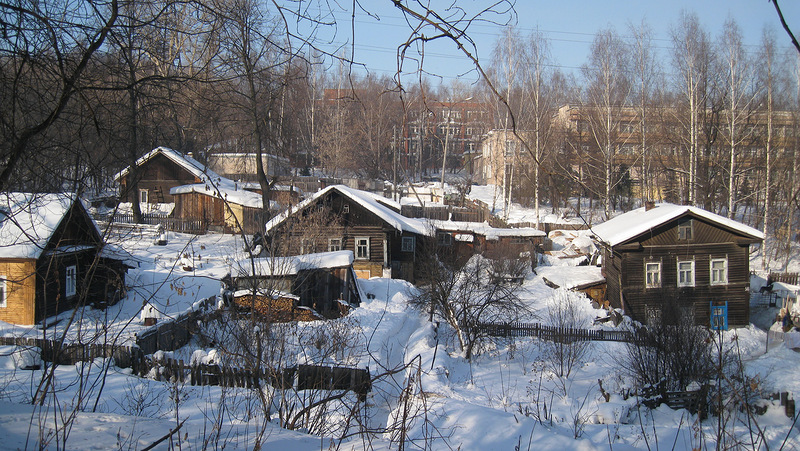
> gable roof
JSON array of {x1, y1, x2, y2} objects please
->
[
  {"x1": 113, "y1": 146, "x2": 223, "y2": 183},
  {"x1": 591, "y1": 203, "x2": 764, "y2": 247},
  {"x1": 0, "y1": 193, "x2": 91, "y2": 259},
  {"x1": 265, "y1": 185, "x2": 432, "y2": 236}
]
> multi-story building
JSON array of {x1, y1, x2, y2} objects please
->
[{"x1": 402, "y1": 99, "x2": 492, "y2": 178}]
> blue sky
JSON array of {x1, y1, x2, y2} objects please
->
[{"x1": 314, "y1": 1, "x2": 800, "y2": 85}]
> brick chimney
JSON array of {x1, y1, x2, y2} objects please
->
[{"x1": 645, "y1": 201, "x2": 656, "y2": 211}]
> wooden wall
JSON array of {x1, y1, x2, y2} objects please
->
[
  {"x1": 604, "y1": 215, "x2": 755, "y2": 327},
  {"x1": 0, "y1": 259, "x2": 38, "y2": 325}
]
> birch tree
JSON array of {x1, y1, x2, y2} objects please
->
[
  {"x1": 719, "y1": 18, "x2": 757, "y2": 219},
  {"x1": 580, "y1": 27, "x2": 631, "y2": 219},
  {"x1": 671, "y1": 12, "x2": 712, "y2": 205},
  {"x1": 628, "y1": 19, "x2": 661, "y2": 205}
]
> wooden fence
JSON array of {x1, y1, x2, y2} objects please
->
[
  {"x1": 133, "y1": 357, "x2": 370, "y2": 398},
  {"x1": 0, "y1": 336, "x2": 141, "y2": 368},
  {"x1": 1, "y1": 335, "x2": 371, "y2": 397},
  {"x1": 473, "y1": 321, "x2": 638, "y2": 343},
  {"x1": 104, "y1": 213, "x2": 207, "y2": 234},
  {"x1": 769, "y1": 272, "x2": 799, "y2": 286}
]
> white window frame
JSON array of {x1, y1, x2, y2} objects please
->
[
  {"x1": 678, "y1": 220, "x2": 693, "y2": 240},
  {"x1": 342, "y1": 204, "x2": 350, "y2": 214},
  {"x1": 645, "y1": 262, "x2": 661, "y2": 288},
  {"x1": 328, "y1": 238, "x2": 342, "y2": 252},
  {"x1": 355, "y1": 237, "x2": 370, "y2": 260},
  {"x1": 401, "y1": 236, "x2": 415, "y2": 253},
  {"x1": 65, "y1": 265, "x2": 77, "y2": 298},
  {"x1": 677, "y1": 260, "x2": 695, "y2": 287},
  {"x1": 710, "y1": 258, "x2": 728, "y2": 285},
  {"x1": 0, "y1": 277, "x2": 6, "y2": 308},
  {"x1": 300, "y1": 238, "x2": 315, "y2": 254},
  {"x1": 139, "y1": 189, "x2": 148, "y2": 205}
]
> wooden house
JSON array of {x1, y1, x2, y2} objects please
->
[
  {"x1": 264, "y1": 185, "x2": 433, "y2": 281},
  {"x1": 431, "y1": 220, "x2": 545, "y2": 263},
  {"x1": 115, "y1": 147, "x2": 279, "y2": 233},
  {"x1": 591, "y1": 203, "x2": 763, "y2": 328},
  {"x1": 114, "y1": 147, "x2": 219, "y2": 209},
  {"x1": 232, "y1": 250, "x2": 361, "y2": 319},
  {"x1": 0, "y1": 193, "x2": 128, "y2": 325}
]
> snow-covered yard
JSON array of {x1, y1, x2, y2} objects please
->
[{"x1": 1, "y1": 226, "x2": 799, "y2": 450}]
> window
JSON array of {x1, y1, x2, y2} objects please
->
[
  {"x1": 510, "y1": 236, "x2": 528, "y2": 245},
  {"x1": 139, "y1": 189, "x2": 148, "y2": 205},
  {"x1": 645, "y1": 262, "x2": 661, "y2": 288},
  {"x1": 65, "y1": 265, "x2": 77, "y2": 298},
  {"x1": 678, "y1": 220, "x2": 693, "y2": 240},
  {"x1": 356, "y1": 237, "x2": 370, "y2": 259},
  {"x1": 401, "y1": 236, "x2": 415, "y2": 252},
  {"x1": 300, "y1": 238, "x2": 315, "y2": 254},
  {"x1": 342, "y1": 204, "x2": 350, "y2": 213},
  {"x1": 0, "y1": 277, "x2": 6, "y2": 308},
  {"x1": 710, "y1": 258, "x2": 728, "y2": 285},
  {"x1": 328, "y1": 238, "x2": 342, "y2": 252},
  {"x1": 437, "y1": 232, "x2": 453, "y2": 246},
  {"x1": 677, "y1": 260, "x2": 695, "y2": 287}
]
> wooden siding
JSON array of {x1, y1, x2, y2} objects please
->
[
  {"x1": 120, "y1": 153, "x2": 201, "y2": 204},
  {"x1": 0, "y1": 260, "x2": 37, "y2": 325},
  {"x1": 603, "y1": 213, "x2": 756, "y2": 327},
  {"x1": 268, "y1": 189, "x2": 427, "y2": 282}
]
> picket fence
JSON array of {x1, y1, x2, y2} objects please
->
[{"x1": 474, "y1": 321, "x2": 638, "y2": 343}]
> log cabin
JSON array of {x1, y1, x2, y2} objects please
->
[
  {"x1": 114, "y1": 147, "x2": 279, "y2": 233},
  {"x1": 0, "y1": 193, "x2": 128, "y2": 325},
  {"x1": 264, "y1": 185, "x2": 434, "y2": 282},
  {"x1": 591, "y1": 202, "x2": 763, "y2": 328}
]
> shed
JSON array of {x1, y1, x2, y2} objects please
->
[{"x1": 233, "y1": 250, "x2": 361, "y2": 318}]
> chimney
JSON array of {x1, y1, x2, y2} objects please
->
[{"x1": 645, "y1": 201, "x2": 656, "y2": 211}]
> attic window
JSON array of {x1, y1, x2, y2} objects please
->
[
  {"x1": 342, "y1": 204, "x2": 350, "y2": 213},
  {"x1": 678, "y1": 220, "x2": 693, "y2": 240}
]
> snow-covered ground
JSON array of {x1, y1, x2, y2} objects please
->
[{"x1": 1, "y1": 207, "x2": 800, "y2": 449}]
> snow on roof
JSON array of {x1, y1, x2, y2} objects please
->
[
  {"x1": 235, "y1": 250, "x2": 355, "y2": 277},
  {"x1": 113, "y1": 147, "x2": 223, "y2": 183},
  {"x1": 591, "y1": 203, "x2": 764, "y2": 247},
  {"x1": 265, "y1": 185, "x2": 432, "y2": 236},
  {"x1": 170, "y1": 183, "x2": 277, "y2": 209},
  {"x1": 0, "y1": 193, "x2": 78, "y2": 259},
  {"x1": 430, "y1": 220, "x2": 545, "y2": 240},
  {"x1": 536, "y1": 266, "x2": 605, "y2": 290}
]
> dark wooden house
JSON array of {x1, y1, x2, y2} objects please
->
[
  {"x1": 232, "y1": 250, "x2": 361, "y2": 319},
  {"x1": 0, "y1": 193, "x2": 128, "y2": 325},
  {"x1": 114, "y1": 146, "x2": 218, "y2": 207},
  {"x1": 592, "y1": 203, "x2": 763, "y2": 328},
  {"x1": 264, "y1": 185, "x2": 433, "y2": 282}
]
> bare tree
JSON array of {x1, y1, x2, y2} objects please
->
[
  {"x1": 579, "y1": 27, "x2": 631, "y2": 219},
  {"x1": 719, "y1": 18, "x2": 757, "y2": 219}
]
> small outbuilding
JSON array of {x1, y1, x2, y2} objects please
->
[{"x1": 232, "y1": 250, "x2": 362, "y2": 319}]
